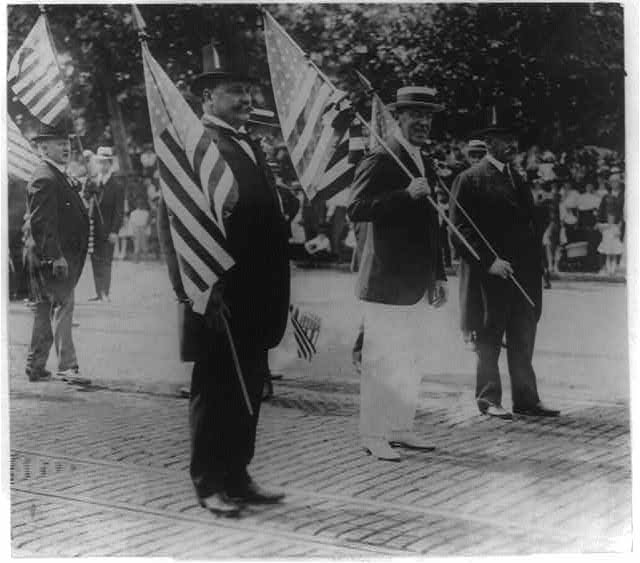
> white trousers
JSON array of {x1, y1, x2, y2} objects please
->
[{"x1": 359, "y1": 300, "x2": 431, "y2": 439}]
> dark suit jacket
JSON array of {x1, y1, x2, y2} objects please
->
[
  {"x1": 347, "y1": 139, "x2": 446, "y2": 305},
  {"x1": 24, "y1": 160, "x2": 89, "y2": 296},
  {"x1": 158, "y1": 120, "x2": 290, "y2": 352},
  {"x1": 85, "y1": 174, "x2": 124, "y2": 243},
  {"x1": 449, "y1": 158, "x2": 543, "y2": 333}
]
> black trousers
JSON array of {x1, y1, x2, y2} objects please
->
[
  {"x1": 91, "y1": 240, "x2": 114, "y2": 297},
  {"x1": 189, "y1": 330, "x2": 267, "y2": 499},
  {"x1": 475, "y1": 284, "x2": 541, "y2": 412}
]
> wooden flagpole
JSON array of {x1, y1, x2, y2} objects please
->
[{"x1": 261, "y1": 9, "x2": 483, "y2": 265}]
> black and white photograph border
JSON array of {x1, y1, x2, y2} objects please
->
[{"x1": 1, "y1": 0, "x2": 639, "y2": 561}]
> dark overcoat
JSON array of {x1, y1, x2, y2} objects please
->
[
  {"x1": 449, "y1": 158, "x2": 543, "y2": 333},
  {"x1": 85, "y1": 174, "x2": 124, "y2": 243},
  {"x1": 347, "y1": 139, "x2": 446, "y2": 305},
  {"x1": 24, "y1": 161, "x2": 89, "y2": 298},
  {"x1": 158, "y1": 121, "x2": 290, "y2": 353}
]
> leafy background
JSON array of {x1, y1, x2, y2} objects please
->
[{"x1": 8, "y1": 2, "x2": 625, "y2": 172}]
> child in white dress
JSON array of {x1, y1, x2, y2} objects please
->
[{"x1": 598, "y1": 213, "x2": 624, "y2": 275}]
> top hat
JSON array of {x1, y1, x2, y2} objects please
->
[
  {"x1": 30, "y1": 121, "x2": 73, "y2": 143},
  {"x1": 471, "y1": 103, "x2": 520, "y2": 137},
  {"x1": 191, "y1": 40, "x2": 250, "y2": 97},
  {"x1": 95, "y1": 146, "x2": 115, "y2": 160},
  {"x1": 387, "y1": 86, "x2": 444, "y2": 112}
]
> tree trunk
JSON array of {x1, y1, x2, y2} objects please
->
[{"x1": 105, "y1": 90, "x2": 132, "y2": 174}]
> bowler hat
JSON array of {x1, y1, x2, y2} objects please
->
[
  {"x1": 30, "y1": 121, "x2": 72, "y2": 143},
  {"x1": 387, "y1": 86, "x2": 444, "y2": 112},
  {"x1": 191, "y1": 40, "x2": 250, "y2": 97}
]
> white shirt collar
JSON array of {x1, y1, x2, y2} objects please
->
[{"x1": 484, "y1": 153, "x2": 506, "y2": 173}]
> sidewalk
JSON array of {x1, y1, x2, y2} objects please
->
[{"x1": 7, "y1": 262, "x2": 632, "y2": 556}]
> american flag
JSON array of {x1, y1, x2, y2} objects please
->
[
  {"x1": 369, "y1": 92, "x2": 399, "y2": 151},
  {"x1": 289, "y1": 305, "x2": 321, "y2": 362},
  {"x1": 141, "y1": 42, "x2": 236, "y2": 314},
  {"x1": 7, "y1": 116, "x2": 40, "y2": 182},
  {"x1": 264, "y1": 11, "x2": 355, "y2": 201},
  {"x1": 7, "y1": 15, "x2": 70, "y2": 126}
]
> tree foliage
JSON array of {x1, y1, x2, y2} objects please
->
[{"x1": 8, "y1": 3, "x2": 625, "y2": 156}]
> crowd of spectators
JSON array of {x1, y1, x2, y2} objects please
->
[
  {"x1": 261, "y1": 134, "x2": 626, "y2": 277},
  {"x1": 70, "y1": 130, "x2": 628, "y2": 277}
]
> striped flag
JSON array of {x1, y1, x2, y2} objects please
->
[
  {"x1": 264, "y1": 11, "x2": 355, "y2": 201},
  {"x1": 369, "y1": 92, "x2": 399, "y2": 151},
  {"x1": 289, "y1": 305, "x2": 321, "y2": 362},
  {"x1": 141, "y1": 42, "x2": 236, "y2": 314},
  {"x1": 7, "y1": 15, "x2": 70, "y2": 125},
  {"x1": 7, "y1": 116, "x2": 40, "y2": 182}
]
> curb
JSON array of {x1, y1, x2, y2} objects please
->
[{"x1": 293, "y1": 261, "x2": 627, "y2": 283}]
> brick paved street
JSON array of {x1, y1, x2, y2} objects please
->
[{"x1": 6, "y1": 262, "x2": 632, "y2": 556}]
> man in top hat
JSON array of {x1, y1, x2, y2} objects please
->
[
  {"x1": 83, "y1": 146, "x2": 124, "y2": 302},
  {"x1": 158, "y1": 40, "x2": 290, "y2": 513},
  {"x1": 347, "y1": 86, "x2": 448, "y2": 461},
  {"x1": 450, "y1": 103, "x2": 560, "y2": 419},
  {"x1": 23, "y1": 122, "x2": 90, "y2": 385}
]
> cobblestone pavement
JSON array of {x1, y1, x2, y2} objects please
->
[
  {"x1": 7, "y1": 263, "x2": 632, "y2": 556},
  {"x1": 9, "y1": 378, "x2": 631, "y2": 557}
]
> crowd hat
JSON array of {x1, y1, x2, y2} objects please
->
[
  {"x1": 466, "y1": 139, "x2": 488, "y2": 154},
  {"x1": 95, "y1": 146, "x2": 115, "y2": 160},
  {"x1": 30, "y1": 121, "x2": 73, "y2": 143},
  {"x1": 191, "y1": 40, "x2": 250, "y2": 97},
  {"x1": 470, "y1": 102, "x2": 520, "y2": 137},
  {"x1": 388, "y1": 86, "x2": 444, "y2": 112},
  {"x1": 248, "y1": 108, "x2": 279, "y2": 128}
]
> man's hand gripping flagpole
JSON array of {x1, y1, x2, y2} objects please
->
[
  {"x1": 261, "y1": 9, "x2": 483, "y2": 274},
  {"x1": 355, "y1": 70, "x2": 535, "y2": 310}
]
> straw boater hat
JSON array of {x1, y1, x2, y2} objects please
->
[
  {"x1": 95, "y1": 146, "x2": 115, "y2": 160},
  {"x1": 466, "y1": 139, "x2": 488, "y2": 155},
  {"x1": 387, "y1": 86, "x2": 445, "y2": 112},
  {"x1": 191, "y1": 40, "x2": 249, "y2": 97}
]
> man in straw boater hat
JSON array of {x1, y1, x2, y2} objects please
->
[
  {"x1": 450, "y1": 101, "x2": 560, "y2": 420},
  {"x1": 158, "y1": 40, "x2": 290, "y2": 513},
  {"x1": 465, "y1": 138, "x2": 488, "y2": 166},
  {"x1": 84, "y1": 146, "x2": 124, "y2": 302},
  {"x1": 22, "y1": 121, "x2": 91, "y2": 386},
  {"x1": 347, "y1": 85, "x2": 448, "y2": 461}
]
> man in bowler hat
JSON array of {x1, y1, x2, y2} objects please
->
[
  {"x1": 348, "y1": 86, "x2": 448, "y2": 461},
  {"x1": 23, "y1": 122, "x2": 91, "y2": 386},
  {"x1": 450, "y1": 104, "x2": 560, "y2": 419},
  {"x1": 84, "y1": 146, "x2": 124, "y2": 302},
  {"x1": 157, "y1": 41, "x2": 290, "y2": 513}
]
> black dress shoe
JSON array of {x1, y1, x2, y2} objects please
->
[
  {"x1": 513, "y1": 402, "x2": 560, "y2": 417},
  {"x1": 226, "y1": 479, "x2": 285, "y2": 505}
]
